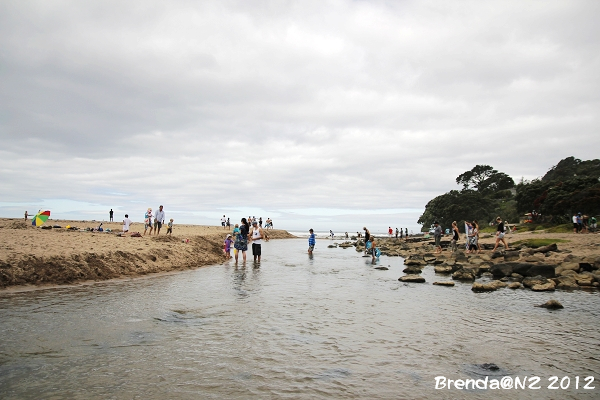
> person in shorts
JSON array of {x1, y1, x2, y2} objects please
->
[
  {"x1": 251, "y1": 220, "x2": 264, "y2": 262},
  {"x1": 221, "y1": 215, "x2": 226, "y2": 229},
  {"x1": 492, "y1": 216, "x2": 510, "y2": 251},
  {"x1": 308, "y1": 229, "x2": 316, "y2": 255}
]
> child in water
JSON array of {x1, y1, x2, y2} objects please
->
[
  {"x1": 224, "y1": 234, "x2": 234, "y2": 259},
  {"x1": 308, "y1": 229, "x2": 316, "y2": 255}
]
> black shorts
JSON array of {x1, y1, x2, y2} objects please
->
[
  {"x1": 252, "y1": 243, "x2": 262, "y2": 256},
  {"x1": 155, "y1": 221, "x2": 162, "y2": 229}
]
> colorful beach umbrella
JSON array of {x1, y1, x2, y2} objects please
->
[{"x1": 32, "y1": 210, "x2": 51, "y2": 226}]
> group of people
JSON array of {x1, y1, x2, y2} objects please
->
[
  {"x1": 141, "y1": 205, "x2": 172, "y2": 235},
  {"x1": 224, "y1": 215, "x2": 273, "y2": 230},
  {"x1": 116, "y1": 206, "x2": 173, "y2": 235},
  {"x1": 389, "y1": 227, "x2": 409, "y2": 239},
  {"x1": 224, "y1": 217, "x2": 269, "y2": 263},
  {"x1": 572, "y1": 212, "x2": 597, "y2": 233},
  {"x1": 436, "y1": 217, "x2": 510, "y2": 254}
]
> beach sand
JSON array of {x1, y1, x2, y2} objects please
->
[{"x1": 0, "y1": 218, "x2": 295, "y2": 289}]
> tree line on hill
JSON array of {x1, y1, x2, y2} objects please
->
[{"x1": 418, "y1": 157, "x2": 600, "y2": 232}]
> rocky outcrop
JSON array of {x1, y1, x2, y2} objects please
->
[{"x1": 507, "y1": 282, "x2": 523, "y2": 289}]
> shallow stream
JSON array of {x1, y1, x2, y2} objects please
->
[{"x1": 1, "y1": 239, "x2": 599, "y2": 399}]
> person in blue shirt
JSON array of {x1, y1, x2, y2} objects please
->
[{"x1": 308, "y1": 229, "x2": 316, "y2": 255}]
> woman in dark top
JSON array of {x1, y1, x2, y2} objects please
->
[
  {"x1": 492, "y1": 216, "x2": 510, "y2": 252},
  {"x1": 451, "y1": 221, "x2": 460, "y2": 252},
  {"x1": 234, "y1": 218, "x2": 250, "y2": 263}
]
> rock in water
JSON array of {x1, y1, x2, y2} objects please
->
[
  {"x1": 507, "y1": 282, "x2": 523, "y2": 289},
  {"x1": 535, "y1": 300, "x2": 564, "y2": 309},
  {"x1": 471, "y1": 281, "x2": 507, "y2": 292},
  {"x1": 433, "y1": 281, "x2": 455, "y2": 287},
  {"x1": 398, "y1": 274, "x2": 426, "y2": 283},
  {"x1": 374, "y1": 266, "x2": 389, "y2": 270},
  {"x1": 403, "y1": 266, "x2": 423, "y2": 274},
  {"x1": 479, "y1": 363, "x2": 500, "y2": 371},
  {"x1": 452, "y1": 269, "x2": 476, "y2": 281}
]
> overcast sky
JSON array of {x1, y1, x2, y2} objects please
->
[{"x1": 1, "y1": 0, "x2": 599, "y2": 232}]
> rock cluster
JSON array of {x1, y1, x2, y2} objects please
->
[{"x1": 372, "y1": 236, "x2": 600, "y2": 293}]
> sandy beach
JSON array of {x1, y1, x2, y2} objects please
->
[{"x1": 0, "y1": 218, "x2": 295, "y2": 289}]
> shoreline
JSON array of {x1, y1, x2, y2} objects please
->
[{"x1": 0, "y1": 218, "x2": 295, "y2": 290}]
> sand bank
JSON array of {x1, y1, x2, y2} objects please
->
[{"x1": 0, "y1": 218, "x2": 295, "y2": 289}]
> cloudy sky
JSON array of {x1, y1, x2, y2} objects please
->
[{"x1": 1, "y1": 0, "x2": 599, "y2": 232}]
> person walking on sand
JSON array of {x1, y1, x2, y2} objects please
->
[
  {"x1": 109, "y1": 209, "x2": 114, "y2": 222},
  {"x1": 308, "y1": 229, "x2": 316, "y2": 255},
  {"x1": 450, "y1": 221, "x2": 459, "y2": 252},
  {"x1": 433, "y1": 221, "x2": 443, "y2": 254},
  {"x1": 221, "y1": 215, "x2": 226, "y2": 229},
  {"x1": 123, "y1": 214, "x2": 132, "y2": 233},
  {"x1": 234, "y1": 218, "x2": 250, "y2": 263},
  {"x1": 153, "y1": 205, "x2": 165, "y2": 235},
  {"x1": 166, "y1": 218, "x2": 174, "y2": 235},
  {"x1": 492, "y1": 216, "x2": 510, "y2": 252},
  {"x1": 144, "y1": 208, "x2": 153, "y2": 235},
  {"x1": 24, "y1": 211, "x2": 28, "y2": 221}
]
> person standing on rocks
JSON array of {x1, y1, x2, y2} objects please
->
[
  {"x1": 363, "y1": 227, "x2": 370, "y2": 254},
  {"x1": 405, "y1": 228, "x2": 408, "y2": 240},
  {"x1": 388, "y1": 227, "x2": 393, "y2": 237},
  {"x1": 395, "y1": 228, "x2": 399, "y2": 239},
  {"x1": 450, "y1": 221, "x2": 459, "y2": 252},
  {"x1": 492, "y1": 216, "x2": 510, "y2": 252},
  {"x1": 433, "y1": 221, "x2": 443, "y2": 254}
]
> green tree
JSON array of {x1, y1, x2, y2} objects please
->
[{"x1": 419, "y1": 165, "x2": 516, "y2": 231}]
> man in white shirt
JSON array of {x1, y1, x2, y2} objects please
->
[
  {"x1": 123, "y1": 214, "x2": 132, "y2": 232},
  {"x1": 221, "y1": 215, "x2": 226, "y2": 229},
  {"x1": 154, "y1": 205, "x2": 166, "y2": 235}
]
